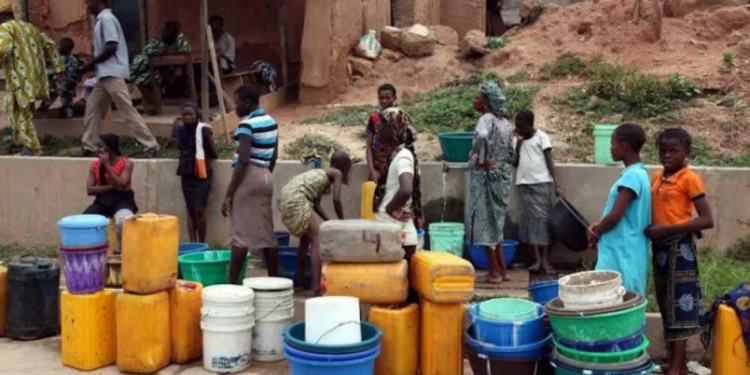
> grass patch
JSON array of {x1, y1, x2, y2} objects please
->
[
  {"x1": 0, "y1": 244, "x2": 58, "y2": 266},
  {"x1": 540, "y1": 54, "x2": 587, "y2": 80},
  {"x1": 642, "y1": 135, "x2": 750, "y2": 167},
  {"x1": 302, "y1": 72, "x2": 540, "y2": 134},
  {"x1": 487, "y1": 36, "x2": 507, "y2": 50},
  {"x1": 724, "y1": 52, "x2": 735, "y2": 66},
  {"x1": 282, "y1": 133, "x2": 358, "y2": 164}
]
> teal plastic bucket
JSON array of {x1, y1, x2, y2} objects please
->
[
  {"x1": 428, "y1": 222, "x2": 465, "y2": 257},
  {"x1": 479, "y1": 298, "x2": 538, "y2": 322},
  {"x1": 438, "y1": 132, "x2": 474, "y2": 162},
  {"x1": 593, "y1": 124, "x2": 618, "y2": 165}
]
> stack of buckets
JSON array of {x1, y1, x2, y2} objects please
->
[
  {"x1": 242, "y1": 277, "x2": 295, "y2": 362},
  {"x1": 547, "y1": 271, "x2": 653, "y2": 375},
  {"x1": 201, "y1": 284, "x2": 256, "y2": 372},
  {"x1": 283, "y1": 296, "x2": 383, "y2": 374},
  {"x1": 466, "y1": 297, "x2": 552, "y2": 375}
]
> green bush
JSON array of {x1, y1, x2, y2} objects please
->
[{"x1": 540, "y1": 54, "x2": 587, "y2": 79}]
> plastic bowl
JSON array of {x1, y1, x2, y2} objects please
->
[
  {"x1": 282, "y1": 341, "x2": 380, "y2": 362},
  {"x1": 546, "y1": 297, "x2": 647, "y2": 343},
  {"x1": 283, "y1": 321, "x2": 383, "y2": 355},
  {"x1": 528, "y1": 280, "x2": 559, "y2": 305},
  {"x1": 466, "y1": 325, "x2": 552, "y2": 360},
  {"x1": 467, "y1": 239, "x2": 519, "y2": 270},
  {"x1": 479, "y1": 298, "x2": 538, "y2": 322},
  {"x1": 551, "y1": 357, "x2": 655, "y2": 375},
  {"x1": 465, "y1": 343, "x2": 541, "y2": 375},
  {"x1": 285, "y1": 345, "x2": 380, "y2": 375},
  {"x1": 438, "y1": 132, "x2": 474, "y2": 162},
  {"x1": 178, "y1": 242, "x2": 209, "y2": 255},
  {"x1": 545, "y1": 292, "x2": 645, "y2": 316},
  {"x1": 551, "y1": 348, "x2": 653, "y2": 372},
  {"x1": 178, "y1": 250, "x2": 247, "y2": 286},
  {"x1": 553, "y1": 336, "x2": 650, "y2": 364},
  {"x1": 470, "y1": 304, "x2": 544, "y2": 347},
  {"x1": 555, "y1": 326, "x2": 645, "y2": 353}
]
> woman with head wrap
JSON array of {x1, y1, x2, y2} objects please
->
[
  {"x1": 470, "y1": 80, "x2": 515, "y2": 284},
  {"x1": 373, "y1": 107, "x2": 423, "y2": 300},
  {"x1": 83, "y1": 133, "x2": 138, "y2": 254}
]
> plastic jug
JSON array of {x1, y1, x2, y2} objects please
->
[
  {"x1": 319, "y1": 220, "x2": 404, "y2": 263},
  {"x1": 170, "y1": 281, "x2": 203, "y2": 364},
  {"x1": 322, "y1": 261, "x2": 409, "y2": 304},
  {"x1": 122, "y1": 213, "x2": 179, "y2": 294},
  {"x1": 712, "y1": 304, "x2": 750, "y2": 375},
  {"x1": 411, "y1": 251, "x2": 475, "y2": 303},
  {"x1": 368, "y1": 303, "x2": 419, "y2": 375},
  {"x1": 6, "y1": 256, "x2": 60, "y2": 340},
  {"x1": 361, "y1": 181, "x2": 378, "y2": 220},
  {"x1": 421, "y1": 300, "x2": 463, "y2": 375},
  {"x1": 0, "y1": 266, "x2": 6, "y2": 336},
  {"x1": 116, "y1": 292, "x2": 170, "y2": 374},
  {"x1": 61, "y1": 290, "x2": 117, "y2": 371}
]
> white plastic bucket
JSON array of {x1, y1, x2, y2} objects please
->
[
  {"x1": 243, "y1": 277, "x2": 295, "y2": 362},
  {"x1": 201, "y1": 285, "x2": 256, "y2": 372},
  {"x1": 559, "y1": 271, "x2": 622, "y2": 299},
  {"x1": 561, "y1": 286, "x2": 627, "y2": 311},
  {"x1": 305, "y1": 296, "x2": 361, "y2": 345}
]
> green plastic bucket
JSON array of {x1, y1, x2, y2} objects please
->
[
  {"x1": 438, "y1": 132, "x2": 474, "y2": 162},
  {"x1": 479, "y1": 298, "x2": 538, "y2": 322},
  {"x1": 548, "y1": 300, "x2": 647, "y2": 342},
  {"x1": 428, "y1": 222, "x2": 465, "y2": 257},
  {"x1": 178, "y1": 250, "x2": 248, "y2": 286},
  {"x1": 553, "y1": 336, "x2": 650, "y2": 364},
  {"x1": 593, "y1": 124, "x2": 618, "y2": 165}
]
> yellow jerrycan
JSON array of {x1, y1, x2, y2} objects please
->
[
  {"x1": 61, "y1": 290, "x2": 117, "y2": 371},
  {"x1": 361, "y1": 181, "x2": 378, "y2": 220},
  {"x1": 122, "y1": 213, "x2": 178, "y2": 294}
]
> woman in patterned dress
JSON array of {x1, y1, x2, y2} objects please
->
[
  {"x1": 277, "y1": 152, "x2": 352, "y2": 293},
  {"x1": 469, "y1": 81, "x2": 515, "y2": 284}
]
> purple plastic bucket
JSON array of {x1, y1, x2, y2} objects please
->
[{"x1": 60, "y1": 244, "x2": 108, "y2": 294}]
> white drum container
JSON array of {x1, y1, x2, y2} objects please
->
[
  {"x1": 305, "y1": 296, "x2": 361, "y2": 345},
  {"x1": 243, "y1": 277, "x2": 295, "y2": 362},
  {"x1": 201, "y1": 285, "x2": 255, "y2": 373}
]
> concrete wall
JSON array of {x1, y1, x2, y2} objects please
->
[{"x1": 2, "y1": 158, "x2": 749, "y2": 260}]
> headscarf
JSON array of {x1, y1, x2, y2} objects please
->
[
  {"x1": 372, "y1": 107, "x2": 423, "y2": 227},
  {"x1": 480, "y1": 80, "x2": 506, "y2": 118},
  {"x1": 181, "y1": 101, "x2": 203, "y2": 124},
  {"x1": 0, "y1": 1, "x2": 13, "y2": 15}
]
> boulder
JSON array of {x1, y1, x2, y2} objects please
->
[
  {"x1": 429, "y1": 25, "x2": 460, "y2": 46},
  {"x1": 461, "y1": 29, "x2": 490, "y2": 57},
  {"x1": 400, "y1": 24, "x2": 436, "y2": 57},
  {"x1": 381, "y1": 26, "x2": 402, "y2": 51},
  {"x1": 348, "y1": 56, "x2": 374, "y2": 77}
]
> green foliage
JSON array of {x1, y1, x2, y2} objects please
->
[
  {"x1": 0, "y1": 244, "x2": 58, "y2": 266},
  {"x1": 300, "y1": 105, "x2": 373, "y2": 127},
  {"x1": 282, "y1": 133, "x2": 354, "y2": 164},
  {"x1": 506, "y1": 72, "x2": 530, "y2": 84},
  {"x1": 724, "y1": 52, "x2": 735, "y2": 66},
  {"x1": 540, "y1": 54, "x2": 587, "y2": 79},
  {"x1": 487, "y1": 36, "x2": 507, "y2": 50}
]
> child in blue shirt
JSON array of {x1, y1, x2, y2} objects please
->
[{"x1": 588, "y1": 124, "x2": 652, "y2": 294}]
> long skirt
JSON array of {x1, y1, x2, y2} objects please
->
[
  {"x1": 518, "y1": 183, "x2": 553, "y2": 246},
  {"x1": 653, "y1": 234, "x2": 706, "y2": 341},
  {"x1": 227, "y1": 165, "x2": 278, "y2": 249},
  {"x1": 469, "y1": 167, "x2": 511, "y2": 247}
]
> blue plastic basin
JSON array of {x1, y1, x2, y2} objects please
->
[
  {"x1": 179, "y1": 242, "x2": 209, "y2": 255},
  {"x1": 283, "y1": 321, "x2": 383, "y2": 355},
  {"x1": 466, "y1": 324, "x2": 552, "y2": 360},
  {"x1": 467, "y1": 239, "x2": 519, "y2": 270},
  {"x1": 528, "y1": 280, "x2": 560, "y2": 305},
  {"x1": 470, "y1": 303, "x2": 544, "y2": 347},
  {"x1": 57, "y1": 214, "x2": 109, "y2": 248},
  {"x1": 278, "y1": 246, "x2": 312, "y2": 287},
  {"x1": 283, "y1": 341, "x2": 380, "y2": 362},
  {"x1": 285, "y1": 346, "x2": 380, "y2": 375},
  {"x1": 551, "y1": 358, "x2": 655, "y2": 375}
]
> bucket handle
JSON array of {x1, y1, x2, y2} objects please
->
[
  {"x1": 254, "y1": 300, "x2": 289, "y2": 321},
  {"x1": 314, "y1": 321, "x2": 362, "y2": 345}
]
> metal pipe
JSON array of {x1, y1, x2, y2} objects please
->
[{"x1": 443, "y1": 161, "x2": 470, "y2": 172}]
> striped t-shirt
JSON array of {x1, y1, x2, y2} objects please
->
[{"x1": 232, "y1": 108, "x2": 278, "y2": 168}]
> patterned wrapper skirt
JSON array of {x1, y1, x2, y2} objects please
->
[
  {"x1": 652, "y1": 234, "x2": 707, "y2": 341},
  {"x1": 518, "y1": 183, "x2": 553, "y2": 246}
]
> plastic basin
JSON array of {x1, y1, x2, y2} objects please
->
[
  {"x1": 559, "y1": 271, "x2": 622, "y2": 298},
  {"x1": 551, "y1": 357, "x2": 655, "y2": 375},
  {"x1": 276, "y1": 231, "x2": 291, "y2": 247},
  {"x1": 466, "y1": 325, "x2": 552, "y2": 360},
  {"x1": 555, "y1": 326, "x2": 645, "y2": 353},
  {"x1": 551, "y1": 349, "x2": 653, "y2": 372},
  {"x1": 470, "y1": 304, "x2": 544, "y2": 347},
  {"x1": 278, "y1": 246, "x2": 312, "y2": 287},
  {"x1": 549, "y1": 197, "x2": 590, "y2": 252},
  {"x1": 283, "y1": 341, "x2": 380, "y2": 362},
  {"x1": 438, "y1": 132, "x2": 474, "y2": 162},
  {"x1": 178, "y1": 250, "x2": 248, "y2": 286},
  {"x1": 283, "y1": 321, "x2": 383, "y2": 355},
  {"x1": 553, "y1": 336, "x2": 649, "y2": 364},
  {"x1": 479, "y1": 298, "x2": 538, "y2": 322},
  {"x1": 465, "y1": 343, "x2": 540, "y2": 375},
  {"x1": 528, "y1": 280, "x2": 559, "y2": 305},
  {"x1": 177, "y1": 243, "x2": 208, "y2": 278},
  {"x1": 429, "y1": 222, "x2": 465, "y2": 257},
  {"x1": 467, "y1": 239, "x2": 518, "y2": 270},
  {"x1": 545, "y1": 292, "x2": 645, "y2": 316},
  {"x1": 285, "y1": 345, "x2": 380, "y2": 375},
  {"x1": 547, "y1": 298, "x2": 647, "y2": 342}
]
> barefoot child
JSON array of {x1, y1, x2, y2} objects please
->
[
  {"x1": 513, "y1": 109, "x2": 560, "y2": 274},
  {"x1": 646, "y1": 128, "x2": 713, "y2": 375},
  {"x1": 366, "y1": 83, "x2": 398, "y2": 182},
  {"x1": 588, "y1": 123, "x2": 652, "y2": 294},
  {"x1": 277, "y1": 151, "x2": 352, "y2": 293}
]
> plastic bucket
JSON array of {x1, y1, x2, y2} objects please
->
[
  {"x1": 60, "y1": 244, "x2": 108, "y2": 294},
  {"x1": 285, "y1": 345, "x2": 380, "y2": 375},
  {"x1": 594, "y1": 124, "x2": 618, "y2": 165},
  {"x1": 466, "y1": 325, "x2": 552, "y2": 360},
  {"x1": 201, "y1": 315, "x2": 255, "y2": 373},
  {"x1": 468, "y1": 240, "x2": 519, "y2": 270},
  {"x1": 278, "y1": 247, "x2": 312, "y2": 287},
  {"x1": 561, "y1": 286, "x2": 627, "y2": 311},
  {"x1": 479, "y1": 298, "x2": 538, "y2": 322},
  {"x1": 243, "y1": 277, "x2": 295, "y2": 362},
  {"x1": 275, "y1": 231, "x2": 291, "y2": 247},
  {"x1": 553, "y1": 336, "x2": 650, "y2": 364},
  {"x1": 283, "y1": 341, "x2": 380, "y2": 362},
  {"x1": 284, "y1": 321, "x2": 384, "y2": 355},
  {"x1": 178, "y1": 243, "x2": 209, "y2": 278},
  {"x1": 428, "y1": 223, "x2": 465, "y2": 257},
  {"x1": 438, "y1": 132, "x2": 474, "y2": 162},
  {"x1": 305, "y1": 297, "x2": 361, "y2": 345},
  {"x1": 546, "y1": 299, "x2": 648, "y2": 343},
  {"x1": 528, "y1": 280, "x2": 559, "y2": 305},
  {"x1": 471, "y1": 304, "x2": 544, "y2": 347},
  {"x1": 179, "y1": 250, "x2": 248, "y2": 286},
  {"x1": 57, "y1": 214, "x2": 109, "y2": 248},
  {"x1": 417, "y1": 229, "x2": 425, "y2": 251},
  {"x1": 555, "y1": 326, "x2": 645, "y2": 353}
]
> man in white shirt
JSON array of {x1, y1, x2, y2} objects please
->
[{"x1": 209, "y1": 15, "x2": 236, "y2": 75}]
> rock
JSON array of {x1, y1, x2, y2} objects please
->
[
  {"x1": 348, "y1": 56, "x2": 374, "y2": 77},
  {"x1": 429, "y1": 25, "x2": 460, "y2": 46},
  {"x1": 381, "y1": 26, "x2": 402, "y2": 51},
  {"x1": 482, "y1": 49, "x2": 511, "y2": 68},
  {"x1": 400, "y1": 24, "x2": 436, "y2": 57},
  {"x1": 576, "y1": 21, "x2": 593, "y2": 35},
  {"x1": 461, "y1": 29, "x2": 490, "y2": 57},
  {"x1": 380, "y1": 48, "x2": 403, "y2": 62}
]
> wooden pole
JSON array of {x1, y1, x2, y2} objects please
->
[
  {"x1": 278, "y1": 0, "x2": 289, "y2": 86},
  {"x1": 138, "y1": 0, "x2": 148, "y2": 51},
  {"x1": 200, "y1": 0, "x2": 210, "y2": 121},
  {"x1": 207, "y1": 27, "x2": 230, "y2": 143}
]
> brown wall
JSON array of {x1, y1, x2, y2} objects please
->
[{"x1": 28, "y1": 0, "x2": 92, "y2": 56}]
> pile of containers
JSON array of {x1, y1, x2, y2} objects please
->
[
  {"x1": 466, "y1": 297, "x2": 551, "y2": 375},
  {"x1": 546, "y1": 271, "x2": 653, "y2": 375},
  {"x1": 283, "y1": 296, "x2": 383, "y2": 374},
  {"x1": 243, "y1": 277, "x2": 295, "y2": 362}
]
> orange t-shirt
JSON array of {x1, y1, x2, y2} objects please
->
[{"x1": 651, "y1": 167, "x2": 706, "y2": 225}]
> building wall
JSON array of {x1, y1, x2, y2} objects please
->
[{"x1": 2, "y1": 158, "x2": 749, "y2": 265}]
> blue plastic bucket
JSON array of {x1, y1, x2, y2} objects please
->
[
  {"x1": 283, "y1": 341, "x2": 380, "y2": 362},
  {"x1": 285, "y1": 344, "x2": 380, "y2": 375},
  {"x1": 57, "y1": 214, "x2": 109, "y2": 248},
  {"x1": 279, "y1": 246, "x2": 312, "y2": 287},
  {"x1": 417, "y1": 229, "x2": 425, "y2": 250},
  {"x1": 276, "y1": 231, "x2": 291, "y2": 247},
  {"x1": 429, "y1": 223, "x2": 464, "y2": 256},
  {"x1": 528, "y1": 280, "x2": 560, "y2": 305},
  {"x1": 471, "y1": 304, "x2": 544, "y2": 347},
  {"x1": 466, "y1": 325, "x2": 552, "y2": 360},
  {"x1": 467, "y1": 239, "x2": 519, "y2": 270}
]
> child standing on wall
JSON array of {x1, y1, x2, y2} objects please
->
[
  {"x1": 512, "y1": 109, "x2": 560, "y2": 274},
  {"x1": 39, "y1": 37, "x2": 84, "y2": 118},
  {"x1": 588, "y1": 123, "x2": 652, "y2": 294},
  {"x1": 646, "y1": 128, "x2": 713, "y2": 375},
  {"x1": 366, "y1": 84, "x2": 398, "y2": 182},
  {"x1": 277, "y1": 152, "x2": 352, "y2": 294}
]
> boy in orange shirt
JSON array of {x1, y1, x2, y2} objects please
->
[{"x1": 645, "y1": 128, "x2": 714, "y2": 375}]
